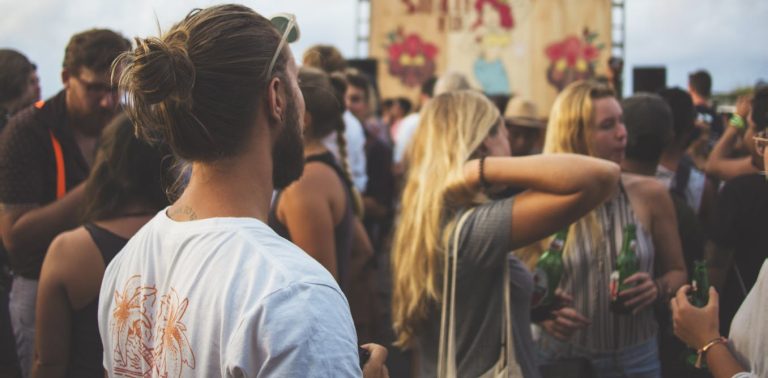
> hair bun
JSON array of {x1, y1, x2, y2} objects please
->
[{"x1": 131, "y1": 32, "x2": 195, "y2": 106}]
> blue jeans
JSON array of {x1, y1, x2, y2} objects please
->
[
  {"x1": 9, "y1": 276, "x2": 37, "y2": 378},
  {"x1": 537, "y1": 336, "x2": 661, "y2": 378}
]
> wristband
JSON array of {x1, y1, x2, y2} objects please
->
[
  {"x1": 479, "y1": 156, "x2": 491, "y2": 190},
  {"x1": 730, "y1": 114, "x2": 746, "y2": 130},
  {"x1": 696, "y1": 336, "x2": 727, "y2": 368}
]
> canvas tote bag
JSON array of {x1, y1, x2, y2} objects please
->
[{"x1": 436, "y1": 208, "x2": 524, "y2": 378}]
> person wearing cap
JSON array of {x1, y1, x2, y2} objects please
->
[{"x1": 503, "y1": 97, "x2": 546, "y2": 157}]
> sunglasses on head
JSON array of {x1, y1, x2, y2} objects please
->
[{"x1": 266, "y1": 13, "x2": 301, "y2": 79}]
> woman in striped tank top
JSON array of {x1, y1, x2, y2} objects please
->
[{"x1": 534, "y1": 81, "x2": 687, "y2": 377}]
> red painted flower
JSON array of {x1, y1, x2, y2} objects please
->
[
  {"x1": 386, "y1": 30, "x2": 439, "y2": 88},
  {"x1": 544, "y1": 30, "x2": 605, "y2": 91},
  {"x1": 545, "y1": 35, "x2": 597, "y2": 67}
]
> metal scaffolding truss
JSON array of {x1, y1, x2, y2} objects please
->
[
  {"x1": 355, "y1": 0, "x2": 371, "y2": 58},
  {"x1": 612, "y1": 0, "x2": 626, "y2": 60}
]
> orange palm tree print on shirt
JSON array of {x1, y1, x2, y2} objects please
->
[{"x1": 110, "y1": 275, "x2": 196, "y2": 377}]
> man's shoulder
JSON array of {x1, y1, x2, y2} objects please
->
[
  {"x1": 2, "y1": 106, "x2": 47, "y2": 141},
  {"x1": 110, "y1": 215, "x2": 339, "y2": 287},
  {"x1": 1, "y1": 93, "x2": 67, "y2": 143}
]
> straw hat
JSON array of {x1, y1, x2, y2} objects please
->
[{"x1": 504, "y1": 98, "x2": 545, "y2": 128}]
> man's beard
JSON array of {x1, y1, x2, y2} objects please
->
[
  {"x1": 70, "y1": 105, "x2": 118, "y2": 137},
  {"x1": 272, "y1": 96, "x2": 304, "y2": 189}
]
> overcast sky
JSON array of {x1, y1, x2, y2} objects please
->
[{"x1": 1, "y1": 0, "x2": 765, "y2": 99}]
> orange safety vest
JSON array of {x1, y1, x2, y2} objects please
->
[{"x1": 34, "y1": 100, "x2": 66, "y2": 199}]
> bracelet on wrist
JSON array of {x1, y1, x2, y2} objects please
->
[
  {"x1": 696, "y1": 336, "x2": 727, "y2": 368},
  {"x1": 479, "y1": 156, "x2": 491, "y2": 190},
  {"x1": 730, "y1": 114, "x2": 746, "y2": 130}
]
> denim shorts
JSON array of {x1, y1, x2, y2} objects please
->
[{"x1": 537, "y1": 335, "x2": 661, "y2": 378}]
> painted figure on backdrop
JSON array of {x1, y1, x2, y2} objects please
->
[{"x1": 471, "y1": 0, "x2": 514, "y2": 95}]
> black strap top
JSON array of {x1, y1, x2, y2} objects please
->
[
  {"x1": 67, "y1": 223, "x2": 128, "y2": 378},
  {"x1": 268, "y1": 152, "x2": 354, "y2": 291}
]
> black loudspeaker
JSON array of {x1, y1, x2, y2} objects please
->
[
  {"x1": 347, "y1": 58, "x2": 379, "y2": 89},
  {"x1": 633, "y1": 67, "x2": 666, "y2": 93}
]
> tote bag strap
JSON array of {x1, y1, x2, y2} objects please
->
[{"x1": 437, "y1": 208, "x2": 475, "y2": 378}]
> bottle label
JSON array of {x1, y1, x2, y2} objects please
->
[
  {"x1": 629, "y1": 240, "x2": 637, "y2": 253},
  {"x1": 692, "y1": 279, "x2": 698, "y2": 293},
  {"x1": 531, "y1": 267, "x2": 549, "y2": 308},
  {"x1": 609, "y1": 270, "x2": 620, "y2": 301},
  {"x1": 551, "y1": 239, "x2": 564, "y2": 252}
]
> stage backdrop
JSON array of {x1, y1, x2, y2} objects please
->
[{"x1": 369, "y1": 0, "x2": 613, "y2": 118}]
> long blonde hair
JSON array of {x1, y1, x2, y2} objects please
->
[
  {"x1": 540, "y1": 80, "x2": 616, "y2": 258},
  {"x1": 391, "y1": 90, "x2": 501, "y2": 348}
]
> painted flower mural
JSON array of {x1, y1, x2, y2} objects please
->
[
  {"x1": 386, "y1": 29, "x2": 439, "y2": 88},
  {"x1": 545, "y1": 29, "x2": 605, "y2": 91}
]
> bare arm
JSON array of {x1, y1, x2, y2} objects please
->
[
  {"x1": 1, "y1": 183, "x2": 86, "y2": 274},
  {"x1": 33, "y1": 235, "x2": 74, "y2": 378},
  {"x1": 465, "y1": 154, "x2": 620, "y2": 250},
  {"x1": 705, "y1": 240, "x2": 733, "y2": 292},
  {"x1": 705, "y1": 126, "x2": 758, "y2": 181},
  {"x1": 279, "y1": 169, "x2": 338, "y2": 279},
  {"x1": 650, "y1": 183, "x2": 688, "y2": 301},
  {"x1": 672, "y1": 286, "x2": 748, "y2": 378}
]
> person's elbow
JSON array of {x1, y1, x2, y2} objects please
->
[
  {"x1": 586, "y1": 160, "x2": 621, "y2": 203},
  {"x1": 703, "y1": 157, "x2": 722, "y2": 179}
]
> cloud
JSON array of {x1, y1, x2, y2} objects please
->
[
  {"x1": 0, "y1": 0, "x2": 358, "y2": 98},
  {"x1": 624, "y1": 0, "x2": 768, "y2": 93}
]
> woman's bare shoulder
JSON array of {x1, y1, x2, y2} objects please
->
[{"x1": 622, "y1": 173, "x2": 669, "y2": 200}]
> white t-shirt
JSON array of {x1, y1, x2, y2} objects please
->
[
  {"x1": 728, "y1": 259, "x2": 768, "y2": 378},
  {"x1": 655, "y1": 164, "x2": 706, "y2": 214},
  {"x1": 98, "y1": 210, "x2": 361, "y2": 377},
  {"x1": 323, "y1": 110, "x2": 368, "y2": 192},
  {"x1": 393, "y1": 113, "x2": 420, "y2": 164}
]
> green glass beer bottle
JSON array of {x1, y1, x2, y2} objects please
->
[
  {"x1": 686, "y1": 260, "x2": 710, "y2": 368},
  {"x1": 531, "y1": 229, "x2": 567, "y2": 312},
  {"x1": 610, "y1": 224, "x2": 639, "y2": 314}
]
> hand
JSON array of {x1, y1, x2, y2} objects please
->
[
  {"x1": 539, "y1": 306, "x2": 590, "y2": 341},
  {"x1": 735, "y1": 94, "x2": 753, "y2": 119},
  {"x1": 618, "y1": 272, "x2": 658, "y2": 314},
  {"x1": 361, "y1": 343, "x2": 389, "y2": 378},
  {"x1": 530, "y1": 289, "x2": 572, "y2": 322},
  {"x1": 670, "y1": 285, "x2": 721, "y2": 349}
]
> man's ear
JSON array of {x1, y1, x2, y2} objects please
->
[
  {"x1": 61, "y1": 68, "x2": 71, "y2": 89},
  {"x1": 267, "y1": 76, "x2": 285, "y2": 126}
]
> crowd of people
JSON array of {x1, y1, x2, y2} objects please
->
[{"x1": 0, "y1": 4, "x2": 766, "y2": 378}]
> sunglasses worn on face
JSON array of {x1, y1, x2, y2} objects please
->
[
  {"x1": 266, "y1": 13, "x2": 301, "y2": 79},
  {"x1": 754, "y1": 130, "x2": 768, "y2": 157},
  {"x1": 75, "y1": 75, "x2": 118, "y2": 96}
]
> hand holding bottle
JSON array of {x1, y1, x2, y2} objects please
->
[
  {"x1": 671, "y1": 285, "x2": 721, "y2": 350},
  {"x1": 539, "y1": 304, "x2": 591, "y2": 341},
  {"x1": 618, "y1": 272, "x2": 658, "y2": 314}
]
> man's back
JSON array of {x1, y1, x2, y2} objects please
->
[{"x1": 98, "y1": 211, "x2": 361, "y2": 377}]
